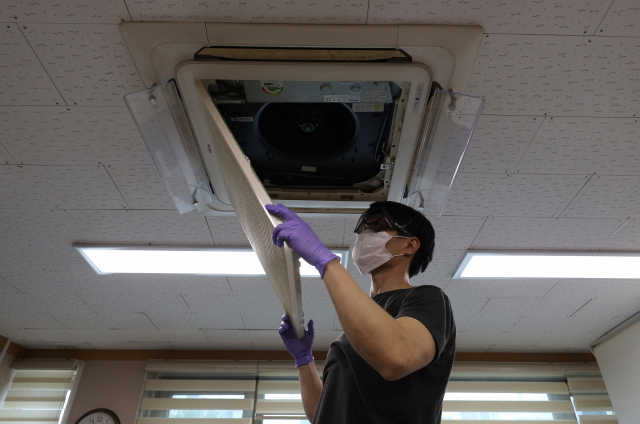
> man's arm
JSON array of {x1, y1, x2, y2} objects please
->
[
  {"x1": 298, "y1": 361, "x2": 323, "y2": 421},
  {"x1": 322, "y1": 260, "x2": 437, "y2": 381}
]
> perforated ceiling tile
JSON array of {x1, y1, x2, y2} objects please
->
[
  {"x1": 409, "y1": 249, "x2": 467, "y2": 288},
  {"x1": 63, "y1": 210, "x2": 213, "y2": 243},
  {"x1": 425, "y1": 216, "x2": 486, "y2": 250},
  {"x1": 127, "y1": 0, "x2": 368, "y2": 23},
  {"x1": 77, "y1": 293, "x2": 191, "y2": 314},
  {"x1": 517, "y1": 117, "x2": 640, "y2": 175},
  {"x1": 91, "y1": 329, "x2": 209, "y2": 343},
  {"x1": 146, "y1": 310, "x2": 245, "y2": 330},
  {"x1": 534, "y1": 331, "x2": 599, "y2": 349},
  {"x1": 368, "y1": 0, "x2": 610, "y2": 34},
  {"x1": 487, "y1": 345, "x2": 573, "y2": 353},
  {"x1": 445, "y1": 279, "x2": 560, "y2": 299},
  {"x1": 105, "y1": 165, "x2": 174, "y2": 209},
  {"x1": 50, "y1": 311, "x2": 155, "y2": 330},
  {"x1": 21, "y1": 24, "x2": 143, "y2": 106},
  {"x1": 201, "y1": 330, "x2": 257, "y2": 349},
  {"x1": 237, "y1": 295, "x2": 287, "y2": 330},
  {"x1": 460, "y1": 115, "x2": 544, "y2": 174},
  {"x1": 471, "y1": 217, "x2": 623, "y2": 249},
  {"x1": 0, "y1": 146, "x2": 15, "y2": 164},
  {"x1": 305, "y1": 217, "x2": 347, "y2": 247},
  {"x1": 116, "y1": 274, "x2": 232, "y2": 296},
  {"x1": 445, "y1": 296, "x2": 490, "y2": 320},
  {"x1": 456, "y1": 344, "x2": 493, "y2": 353},
  {"x1": 465, "y1": 34, "x2": 640, "y2": 117},
  {"x1": 0, "y1": 165, "x2": 127, "y2": 209},
  {"x1": 0, "y1": 329, "x2": 43, "y2": 344},
  {"x1": 0, "y1": 277, "x2": 19, "y2": 294},
  {"x1": 569, "y1": 297, "x2": 640, "y2": 330},
  {"x1": 0, "y1": 24, "x2": 64, "y2": 106},
  {"x1": 458, "y1": 331, "x2": 547, "y2": 346},
  {"x1": 441, "y1": 174, "x2": 588, "y2": 217},
  {"x1": 206, "y1": 216, "x2": 249, "y2": 245},
  {"x1": 89, "y1": 342, "x2": 174, "y2": 350},
  {"x1": 0, "y1": 312, "x2": 64, "y2": 329},
  {"x1": 544, "y1": 279, "x2": 640, "y2": 299},
  {"x1": 456, "y1": 312, "x2": 521, "y2": 332},
  {"x1": 0, "y1": 0, "x2": 131, "y2": 23},
  {"x1": 563, "y1": 176, "x2": 640, "y2": 218},
  {"x1": 600, "y1": 219, "x2": 640, "y2": 249},
  {"x1": 0, "y1": 107, "x2": 151, "y2": 165},
  {"x1": 227, "y1": 276, "x2": 281, "y2": 297},
  {"x1": 0, "y1": 209, "x2": 76, "y2": 246},
  {"x1": 0, "y1": 246, "x2": 64, "y2": 295},
  {"x1": 596, "y1": 0, "x2": 640, "y2": 36}
]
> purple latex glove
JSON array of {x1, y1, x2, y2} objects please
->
[
  {"x1": 266, "y1": 203, "x2": 339, "y2": 277},
  {"x1": 279, "y1": 314, "x2": 315, "y2": 367}
]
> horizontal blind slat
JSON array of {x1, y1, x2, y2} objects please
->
[
  {"x1": 567, "y1": 378, "x2": 607, "y2": 393},
  {"x1": 446, "y1": 381, "x2": 568, "y2": 394},
  {"x1": 140, "y1": 398, "x2": 254, "y2": 411},
  {"x1": 137, "y1": 419, "x2": 252, "y2": 424},
  {"x1": 442, "y1": 400, "x2": 575, "y2": 413},
  {"x1": 3, "y1": 399, "x2": 65, "y2": 409},
  {"x1": 0, "y1": 421, "x2": 59, "y2": 424},
  {"x1": 573, "y1": 397, "x2": 613, "y2": 411},
  {"x1": 146, "y1": 361, "x2": 257, "y2": 372},
  {"x1": 145, "y1": 379, "x2": 255, "y2": 392},
  {"x1": 0, "y1": 409, "x2": 61, "y2": 419},
  {"x1": 255, "y1": 400, "x2": 304, "y2": 414},
  {"x1": 440, "y1": 421, "x2": 579, "y2": 424},
  {"x1": 578, "y1": 417, "x2": 618, "y2": 423},
  {"x1": 257, "y1": 381, "x2": 301, "y2": 394}
]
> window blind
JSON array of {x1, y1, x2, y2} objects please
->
[
  {"x1": 0, "y1": 369, "x2": 75, "y2": 424},
  {"x1": 567, "y1": 376, "x2": 618, "y2": 424}
]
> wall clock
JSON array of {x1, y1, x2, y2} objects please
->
[{"x1": 74, "y1": 408, "x2": 120, "y2": 424}]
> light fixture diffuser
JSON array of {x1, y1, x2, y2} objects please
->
[
  {"x1": 454, "y1": 251, "x2": 640, "y2": 279},
  {"x1": 74, "y1": 245, "x2": 348, "y2": 277}
]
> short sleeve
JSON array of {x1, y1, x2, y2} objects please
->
[{"x1": 395, "y1": 285, "x2": 456, "y2": 364}]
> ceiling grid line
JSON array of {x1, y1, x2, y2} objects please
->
[
  {"x1": 594, "y1": 218, "x2": 633, "y2": 248},
  {"x1": 557, "y1": 175, "x2": 597, "y2": 217},
  {"x1": 15, "y1": 23, "x2": 68, "y2": 106},
  {"x1": 121, "y1": 0, "x2": 135, "y2": 22},
  {"x1": 511, "y1": 116, "x2": 547, "y2": 173},
  {"x1": 593, "y1": 0, "x2": 617, "y2": 35},
  {"x1": 465, "y1": 216, "x2": 490, "y2": 249},
  {"x1": 103, "y1": 164, "x2": 132, "y2": 209}
]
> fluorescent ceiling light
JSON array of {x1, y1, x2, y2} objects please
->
[
  {"x1": 74, "y1": 245, "x2": 348, "y2": 277},
  {"x1": 454, "y1": 251, "x2": 640, "y2": 279}
]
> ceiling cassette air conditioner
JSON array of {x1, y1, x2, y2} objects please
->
[{"x1": 122, "y1": 23, "x2": 484, "y2": 337}]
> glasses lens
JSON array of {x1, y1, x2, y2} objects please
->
[{"x1": 354, "y1": 210, "x2": 391, "y2": 234}]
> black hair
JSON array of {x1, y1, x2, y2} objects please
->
[{"x1": 367, "y1": 201, "x2": 435, "y2": 278}]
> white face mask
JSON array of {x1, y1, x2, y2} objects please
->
[{"x1": 352, "y1": 229, "x2": 409, "y2": 275}]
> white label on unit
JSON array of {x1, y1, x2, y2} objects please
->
[
  {"x1": 301, "y1": 166, "x2": 317, "y2": 172},
  {"x1": 364, "y1": 90, "x2": 388, "y2": 103},
  {"x1": 411, "y1": 82, "x2": 424, "y2": 114},
  {"x1": 352, "y1": 103, "x2": 384, "y2": 112},
  {"x1": 230, "y1": 117, "x2": 254, "y2": 122},
  {"x1": 323, "y1": 94, "x2": 361, "y2": 103}
]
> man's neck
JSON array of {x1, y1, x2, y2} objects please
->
[{"x1": 369, "y1": 266, "x2": 412, "y2": 297}]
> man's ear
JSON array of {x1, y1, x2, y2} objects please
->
[{"x1": 403, "y1": 237, "x2": 420, "y2": 255}]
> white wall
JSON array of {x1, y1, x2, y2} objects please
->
[
  {"x1": 593, "y1": 318, "x2": 640, "y2": 424},
  {"x1": 64, "y1": 361, "x2": 146, "y2": 424},
  {"x1": 0, "y1": 353, "x2": 16, "y2": 409}
]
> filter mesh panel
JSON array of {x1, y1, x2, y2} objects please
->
[{"x1": 197, "y1": 81, "x2": 304, "y2": 338}]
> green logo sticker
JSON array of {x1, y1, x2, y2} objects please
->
[{"x1": 260, "y1": 80, "x2": 284, "y2": 95}]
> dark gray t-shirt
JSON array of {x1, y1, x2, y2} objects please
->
[{"x1": 312, "y1": 285, "x2": 456, "y2": 424}]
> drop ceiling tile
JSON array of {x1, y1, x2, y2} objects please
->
[
  {"x1": 0, "y1": 328, "x2": 44, "y2": 344},
  {"x1": 471, "y1": 217, "x2": 623, "y2": 249},
  {"x1": 97, "y1": 329, "x2": 208, "y2": 343},
  {"x1": 206, "y1": 216, "x2": 248, "y2": 245},
  {"x1": 26, "y1": 329, "x2": 110, "y2": 343},
  {"x1": 440, "y1": 174, "x2": 589, "y2": 217},
  {"x1": 50, "y1": 311, "x2": 155, "y2": 330},
  {"x1": 460, "y1": 115, "x2": 543, "y2": 174},
  {"x1": 0, "y1": 165, "x2": 127, "y2": 209},
  {"x1": 456, "y1": 344, "x2": 493, "y2": 353},
  {"x1": 456, "y1": 312, "x2": 521, "y2": 332},
  {"x1": 0, "y1": 245, "x2": 64, "y2": 295},
  {"x1": 106, "y1": 165, "x2": 174, "y2": 209},
  {"x1": 570, "y1": 297, "x2": 640, "y2": 330},
  {"x1": 116, "y1": 274, "x2": 232, "y2": 296},
  {"x1": 544, "y1": 279, "x2": 640, "y2": 299},
  {"x1": 63, "y1": 210, "x2": 213, "y2": 243},
  {"x1": 409, "y1": 249, "x2": 468, "y2": 288},
  {"x1": 600, "y1": 219, "x2": 640, "y2": 249},
  {"x1": 201, "y1": 330, "x2": 255, "y2": 349},
  {"x1": 169, "y1": 342, "x2": 216, "y2": 350},
  {"x1": 0, "y1": 145, "x2": 15, "y2": 164},
  {"x1": 596, "y1": 0, "x2": 640, "y2": 36},
  {"x1": 369, "y1": 0, "x2": 610, "y2": 35},
  {"x1": 0, "y1": 0, "x2": 131, "y2": 23},
  {"x1": 445, "y1": 279, "x2": 560, "y2": 299},
  {"x1": 0, "y1": 209, "x2": 76, "y2": 246},
  {"x1": 425, "y1": 216, "x2": 486, "y2": 250},
  {"x1": 487, "y1": 345, "x2": 569, "y2": 353},
  {"x1": 146, "y1": 310, "x2": 245, "y2": 330},
  {"x1": 458, "y1": 331, "x2": 547, "y2": 346},
  {"x1": 0, "y1": 107, "x2": 151, "y2": 165},
  {"x1": 21, "y1": 24, "x2": 143, "y2": 106},
  {"x1": 0, "y1": 24, "x2": 64, "y2": 106},
  {"x1": 22, "y1": 341, "x2": 96, "y2": 349},
  {"x1": 227, "y1": 276, "x2": 280, "y2": 298},
  {"x1": 517, "y1": 117, "x2": 640, "y2": 175},
  {"x1": 236, "y1": 295, "x2": 286, "y2": 330},
  {"x1": 534, "y1": 331, "x2": 598, "y2": 350},
  {"x1": 77, "y1": 293, "x2": 191, "y2": 314},
  {"x1": 0, "y1": 312, "x2": 64, "y2": 329},
  {"x1": 127, "y1": 0, "x2": 368, "y2": 23},
  {"x1": 0, "y1": 292, "x2": 94, "y2": 316},
  {"x1": 306, "y1": 217, "x2": 347, "y2": 247},
  {"x1": 343, "y1": 216, "x2": 359, "y2": 247},
  {"x1": 89, "y1": 342, "x2": 174, "y2": 350},
  {"x1": 0, "y1": 277, "x2": 19, "y2": 294},
  {"x1": 465, "y1": 34, "x2": 640, "y2": 117},
  {"x1": 446, "y1": 296, "x2": 491, "y2": 320},
  {"x1": 182, "y1": 294, "x2": 244, "y2": 314},
  {"x1": 563, "y1": 176, "x2": 640, "y2": 218}
]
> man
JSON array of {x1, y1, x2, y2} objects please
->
[{"x1": 266, "y1": 200, "x2": 456, "y2": 424}]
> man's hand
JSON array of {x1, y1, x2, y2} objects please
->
[
  {"x1": 266, "y1": 203, "x2": 339, "y2": 277},
  {"x1": 279, "y1": 314, "x2": 315, "y2": 367}
]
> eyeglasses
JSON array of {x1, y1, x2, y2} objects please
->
[{"x1": 353, "y1": 207, "x2": 415, "y2": 237}]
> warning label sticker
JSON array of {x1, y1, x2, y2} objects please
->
[
  {"x1": 260, "y1": 80, "x2": 284, "y2": 95},
  {"x1": 323, "y1": 94, "x2": 360, "y2": 103},
  {"x1": 301, "y1": 166, "x2": 317, "y2": 172},
  {"x1": 352, "y1": 103, "x2": 385, "y2": 113},
  {"x1": 364, "y1": 89, "x2": 388, "y2": 103},
  {"x1": 230, "y1": 117, "x2": 254, "y2": 122}
]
